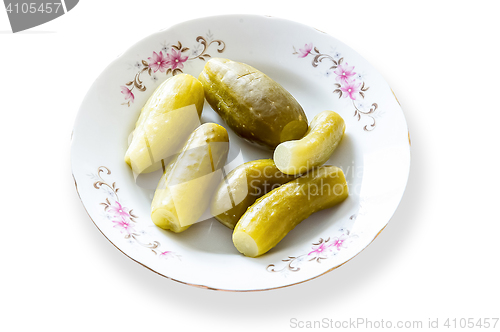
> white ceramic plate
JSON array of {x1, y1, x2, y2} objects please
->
[{"x1": 71, "y1": 15, "x2": 410, "y2": 291}]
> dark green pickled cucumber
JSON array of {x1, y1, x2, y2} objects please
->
[
  {"x1": 211, "y1": 159, "x2": 296, "y2": 229},
  {"x1": 233, "y1": 166, "x2": 349, "y2": 257},
  {"x1": 199, "y1": 58, "x2": 308, "y2": 150}
]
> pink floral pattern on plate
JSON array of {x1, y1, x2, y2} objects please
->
[
  {"x1": 294, "y1": 43, "x2": 379, "y2": 131},
  {"x1": 267, "y1": 227, "x2": 358, "y2": 274},
  {"x1": 121, "y1": 31, "x2": 226, "y2": 107},
  {"x1": 91, "y1": 166, "x2": 180, "y2": 260}
]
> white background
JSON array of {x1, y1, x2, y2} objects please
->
[{"x1": 1, "y1": 1, "x2": 499, "y2": 331}]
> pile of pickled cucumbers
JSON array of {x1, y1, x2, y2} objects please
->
[{"x1": 124, "y1": 58, "x2": 348, "y2": 257}]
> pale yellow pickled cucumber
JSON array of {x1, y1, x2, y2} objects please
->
[
  {"x1": 125, "y1": 74, "x2": 205, "y2": 174},
  {"x1": 233, "y1": 166, "x2": 348, "y2": 257},
  {"x1": 273, "y1": 111, "x2": 345, "y2": 175},
  {"x1": 151, "y1": 123, "x2": 229, "y2": 233},
  {"x1": 211, "y1": 159, "x2": 296, "y2": 229}
]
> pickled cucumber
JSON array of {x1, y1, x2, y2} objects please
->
[
  {"x1": 125, "y1": 74, "x2": 205, "y2": 174},
  {"x1": 198, "y1": 58, "x2": 308, "y2": 150},
  {"x1": 233, "y1": 166, "x2": 348, "y2": 257},
  {"x1": 274, "y1": 111, "x2": 345, "y2": 175},
  {"x1": 211, "y1": 159, "x2": 296, "y2": 229},
  {"x1": 151, "y1": 123, "x2": 229, "y2": 233}
]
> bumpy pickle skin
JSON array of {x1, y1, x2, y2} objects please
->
[
  {"x1": 232, "y1": 166, "x2": 349, "y2": 257},
  {"x1": 211, "y1": 159, "x2": 296, "y2": 229},
  {"x1": 274, "y1": 111, "x2": 345, "y2": 175},
  {"x1": 124, "y1": 74, "x2": 205, "y2": 174},
  {"x1": 151, "y1": 123, "x2": 229, "y2": 233},
  {"x1": 198, "y1": 58, "x2": 308, "y2": 150}
]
